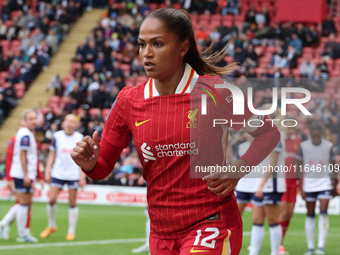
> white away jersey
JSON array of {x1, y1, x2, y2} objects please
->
[
  {"x1": 235, "y1": 141, "x2": 262, "y2": 193},
  {"x1": 50, "y1": 130, "x2": 83, "y2": 180},
  {"x1": 296, "y1": 139, "x2": 334, "y2": 192},
  {"x1": 262, "y1": 131, "x2": 286, "y2": 193},
  {"x1": 10, "y1": 127, "x2": 37, "y2": 180}
]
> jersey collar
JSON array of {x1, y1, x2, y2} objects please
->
[{"x1": 143, "y1": 63, "x2": 199, "y2": 99}]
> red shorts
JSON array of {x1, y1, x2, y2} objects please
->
[
  {"x1": 281, "y1": 179, "x2": 298, "y2": 203},
  {"x1": 150, "y1": 225, "x2": 242, "y2": 255}
]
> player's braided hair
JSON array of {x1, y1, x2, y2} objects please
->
[{"x1": 144, "y1": 8, "x2": 239, "y2": 77}]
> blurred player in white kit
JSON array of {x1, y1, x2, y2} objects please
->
[
  {"x1": 40, "y1": 114, "x2": 86, "y2": 240},
  {"x1": 297, "y1": 121, "x2": 336, "y2": 255}
]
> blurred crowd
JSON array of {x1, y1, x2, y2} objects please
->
[{"x1": 1, "y1": 0, "x2": 340, "y2": 186}]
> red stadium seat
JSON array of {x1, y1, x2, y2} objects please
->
[
  {"x1": 120, "y1": 64, "x2": 131, "y2": 75},
  {"x1": 102, "y1": 108, "x2": 111, "y2": 120},
  {"x1": 136, "y1": 76, "x2": 148, "y2": 85},
  {"x1": 292, "y1": 68, "x2": 300, "y2": 77},
  {"x1": 172, "y1": 3, "x2": 182, "y2": 9},
  {"x1": 1, "y1": 40, "x2": 10, "y2": 48},
  {"x1": 329, "y1": 69, "x2": 340, "y2": 78},
  {"x1": 200, "y1": 14, "x2": 210, "y2": 23},
  {"x1": 211, "y1": 14, "x2": 223, "y2": 22},
  {"x1": 89, "y1": 108, "x2": 100, "y2": 118},
  {"x1": 190, "y1": 14, "x2": 198, "y2": 23},
  {"x1": 223, "y1": 55, "x2": 235, "y2": 64},
  {"x1": 83, "y1": 63, "x2": 94, "y2": 70},
  {"x1": 302, "y1": 47, "x2": 314, "y2": 58},
  {"x1": 115, "y1": 53, "x2": 123, "y2": 61},
  {"x1": 222, "y1": 19, "x2": 233, "y2": 27},
  {"x1": 149, "y1": 3, "x2": 158, "y2": 12}
]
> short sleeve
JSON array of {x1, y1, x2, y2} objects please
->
[
  {"x1": 50, "y1": 136, "x2": 56, "y2": 151},
  {"x1": 20, "y1": 135, "x2": 30, "y2": 150}
]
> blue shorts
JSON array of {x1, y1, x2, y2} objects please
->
[
  {"x1": 262, "y1": 192, "x2": 283, "y2": 205},
  {"x1": 236, "y1": 191, "x2": 263, "y2": 207},
  {"x1": 306, "y1": 190, "x2": 333, "y2": 202},
  {"x1": 13, "y1": 178, "x2": 33, "y2": 193},
  {"x1": 51, "y1": 177, "x2": 79, "y2": 190}
]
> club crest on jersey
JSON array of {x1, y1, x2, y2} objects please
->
[{"x1": 186, "y1": 109, "x2": 198, "y2": 128}]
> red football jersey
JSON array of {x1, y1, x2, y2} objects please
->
[
  {"x1": 86, "y1": 64, "x2": 279, "y2": 239},
  {"x1": 5, "y1": 136, "x2": 15, "y2": 181},
  {"x1": 283, "y1": 132, "x2": 301, "y2": 184}
]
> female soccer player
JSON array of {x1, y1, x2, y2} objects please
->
[
  {"x1": 40, "y1": 114, "x2": 86, "y2": 241},
  {"x1": 71, "y1": 8, "x2": 280, "y2": 255},
  {"x1": 255, "y1": 124, "x2": 287, "y2": 255},
  {"x1": 297, "y1": 121, "x2": 336, "y2": 255}
]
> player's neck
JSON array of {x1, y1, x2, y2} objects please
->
[{"x1": 153, "y1": 64, "x2": 184, "y2": 96}]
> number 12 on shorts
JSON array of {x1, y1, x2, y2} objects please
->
[
  {"x1": 194, "y1": 228, "x2": 220, "y2": 249},
  {"x1": 192, "y1": 227, "x2": 232, "y2": 254}
]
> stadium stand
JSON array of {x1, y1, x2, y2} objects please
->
[{"x1": 0, "y1": 0, "x2": 340, "y2": 186}]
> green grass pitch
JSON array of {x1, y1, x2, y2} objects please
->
[{"x1": 0, "y1": 201, "x2": 339, "y2": 254}]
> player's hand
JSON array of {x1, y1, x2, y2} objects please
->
[
  {"x1": 255, "y1": 186, "x2": 263, "y2": 199},
  {"x1": 39, "y1": 179, "x2": 45, "y2": 190},
  {"x1": 203, "y1": 171, "x2": 242, "y2": 197},
  {"x1": 71, "y1": 131, "x2": 100, "y2": 172},
  {"x1": 6, "y1": 180, "x2": 14, "y2": 192},
  {"x1": 45, "y1": 172, "x2": 51, "y2": 184},
  {"x1": 300, "y1": 190, "x2": 306, "y2": 201},
  {"x1": 23, "y1": 175, "x2": 31, "y2": 187},
  {"x1": 79, "y1": 178, "x2": 87, "y2": 188}
]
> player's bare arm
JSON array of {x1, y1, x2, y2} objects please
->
[
  {"x1": 255, "y1": 151, "x2": 279, "y2": 199},
  {"x1": 296, "y1": 158, "x2": 305, "y2": 200},
  {"x1": 45, "y1": 150, "x2": 56, "y2": 183}
]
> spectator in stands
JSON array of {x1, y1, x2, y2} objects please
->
[
  {"x1": 210, "y1": 28, "x2": 221, "y2": 42},
  {"x1": 245, "y1": 5, "x2": 256, "y2": 27},
  {"x1": 0, "y1": 19, "x2": 6, "y2": 39},
  {"x1": 85, "y1": 40, "x2": 98, "y2": 63},
  {"x1": 131, "y1": 57, "x2": 144, "y2": 76},
  {"x1": 1, "y1": 0, "x2": 10, "y2": 22},
  {"x1": 222, "y1": 0, "x2": 240, "y2": 16},
  {"x1": 44, "y1": 107, "x2": 57, "y2": 125},
  {"x1": 46, "y1": 29, "x2": 58, "y2": 55},
  {"x1": 103, "y1": 71, "x2": 115, "y2": 93},
  {"x1": 285, "y1": 45, "x2": 298, "y2": 68},
  {"x1": 109, "y1": 85, "x2": 119, "y2": 104},
  {"x1": 25, "y1": 8, "x2": 36, "y2": 30},
  {"x1": 309, "y1": 93, "x2": 325, "y2": 116},
  {"x1": 25, "y1": 40, "x2": 36, "y2": 57},
  {"x1": 39, "y1": 16, "x2": 50, "y2": 35},
  {"x1": 300, "y1": 57, "x2": 315, "y2": 78},
  {"x1": 76, "y1": 40, "x2": 88, "y2": 59},
  {"x1": 243, "y1": 43, "x2": 258, "y2": 68},
  {"x1": 93, "y1": 84, "x2": 110, "y2": 109},
  {"x1": 295, "y1": 23, "x2": 307, "y2": 47},
  {"x1": 110, "y1": 32, "x2": 120, "y2": 51},
  {"x1": 305, "y1": 25, "x2": 319, "y2": 47},
  {"x1": 272, "y1": 66, "x2": 284, "y2": 88},
  {"x1": 271, "y1": 45, "x2": 287, "y2": 68},
  {"x1": 309, "y1": 69, "x2": 325, "y2": 92},
  {"x1": 95, "y1": 52, "x2": 105, "y2": 72},
  {"x1": 36, "y1": 40, "x2": 51, "y2": 70},
  {"x1": 322, "y1": 14, "x2": 337, "y2": 37},
  {"x1": 0, "y1": 53, "x2": 6, "y2": 71},
  {"x1": 1, "y1": 81, "x2": 17, "y2": 117},
  {"x1": 6, "y1": 20, "x2": 16, "y2": 41},
  {"x1": 289, "y1": 33, "x2": 302, "y2": 54},
  {"x1": 112, "y1": 61, "x2": 125, "y2": 90},
  {"x1": 234, "y1": 44, "x2": 246, "y2": 64},
  {"x1": 88, "y1": 72, "x2": 101, "y2": 92},
  {"x1": 70, "y1": 84, "x2": 83, "y2": 108},
  {"x1": 317, "y1": 58, "x2": 329, "y2": 78},
  {"x1": 255, "y1": 6, "x2": 270, "y2": 26},
  {"x1": 8, "y1": 59, "x2": 21, "y2": 83},
  {"x1": 322, "y1": 33, "x2": 339, "y2": 59},
  {"x1": 32, "y1": 27, "x2": 45, "y2": 46},
  {"x1": 58, "y1": 9, "x2": 71, "y2": 34}
]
